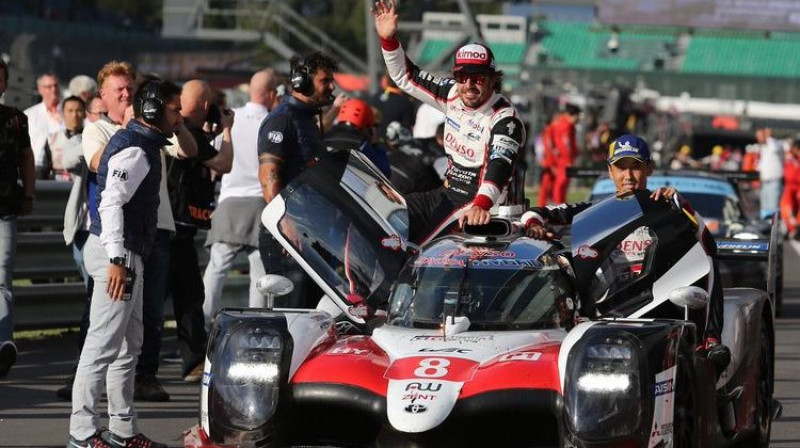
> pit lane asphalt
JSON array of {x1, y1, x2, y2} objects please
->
[{"x1": 3, "y1": 244, "x2": 800, "y2": 448}]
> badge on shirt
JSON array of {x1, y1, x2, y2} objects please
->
[
  {"x1": 111, "y1": 168, "x2": 128, "y2": 181},
  {"x1": 268, "y1": 131, "x2": 284, "y2": 143}
]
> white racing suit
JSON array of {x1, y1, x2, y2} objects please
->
[{"x1": 380, "y1": 37, "x2": 526, "y2": 243}]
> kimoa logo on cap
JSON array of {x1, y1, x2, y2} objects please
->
[{"x1": 456, "y1": 45, "x2": 490, "y2": 64}]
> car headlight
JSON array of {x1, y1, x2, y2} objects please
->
[
  {"x1": 212, "y1": 324, "x2": 285, "y2": 431},
  {"x1": 565, "y1": 333, "x2": 645, "y2": 441}
]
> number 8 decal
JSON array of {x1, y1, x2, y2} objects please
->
[{"x1": 414, "y1": 358, "x2": 450, "y2": 378}]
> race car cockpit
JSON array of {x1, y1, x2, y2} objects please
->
[{"x1": 386, "y1": 238, "x2": 579, "y2": 331}]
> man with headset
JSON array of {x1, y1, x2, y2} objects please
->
[
  {"x1": 257, "y1": 51, "x2": 338, "y2": 308},
  {"x1": 67, "y1": 80, "x2": 182, "y2": 448},
  {"x1": 373, "y1": 0, "x2": 526, "y2": 244}
]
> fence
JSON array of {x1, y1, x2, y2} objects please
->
[{"x1": 14, "y1": 181, "x2": 251, "y2": 330}]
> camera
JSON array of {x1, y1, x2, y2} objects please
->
[{"x1": 206, "y1": 103, "x2": 222, "y2": 127}]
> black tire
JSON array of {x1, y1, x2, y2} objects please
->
[
  {"x1": 748, "y1": 321, "x2": 774, "y2": 448},
  {"x1": 673, "y1": 349, "x2": 699, "y2": 448}
]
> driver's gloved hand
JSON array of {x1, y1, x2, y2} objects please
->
[{"x1": 700, "y1": 337, "x2": 731, "y2": 375}]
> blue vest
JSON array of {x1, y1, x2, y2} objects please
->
[{"x1": 90, "y1": 120, "x2": 167, "y2": 258}]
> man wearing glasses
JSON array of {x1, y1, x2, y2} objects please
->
[{"x1": 373, "y1": 0, "x2": 526, "y2": 244}]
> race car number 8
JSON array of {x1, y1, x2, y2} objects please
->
[
  {"x1": 384, "y1": 356, "x2": 479, "y2": 382},
  {"x1": 414, "y1": 358, "x2": 450, "y2": 378}
]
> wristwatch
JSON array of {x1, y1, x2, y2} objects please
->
[{"x1": 110, "y1": 256, "x2": 127, "y2": 267}]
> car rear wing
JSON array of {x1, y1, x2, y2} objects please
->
[
  {"x1": 716, "y1": 213, "x2": 779, "y2": 303},
  {"x1": 567, "y1": 168, "x2": 760, "y2": 183}
]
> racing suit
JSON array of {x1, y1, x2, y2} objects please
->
[
  {"x1": 537, "y1": 123, "x2": 556, "y2": 207},
  {"x1": 549, "y1": 114, "x2": 578, "y2": 203},
  {"x1": 782, "y1": 151, "x2": 800, "y2": 236},
  {"x1": 521, "y1": 192, "x2": 724, "y2": 341},
  {"x1": 380, "y1": 37, "x2": 526, "y2": 244}
]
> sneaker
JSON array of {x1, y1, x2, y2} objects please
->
[
  {"x1": 105, "y1": 432, "x2": 167, "y2": 448},
  {"x1": 183, "y1": 363, "x2": 204, "y2": 383},
  {"x1": 161, "y1": 349, "x2": 181, "y2": 364},
  {"x1": 66, "y1": 431, "x2": 112, "y2": 448},
  {"x1": 133, "y1": 374, "x2": 170, "y2": 402},
  {"x1": 0, "y1": 341, "x2": 17, "y2": 378},
  {"x1": 56, "y1": 373, "x2": 76, "y2": 401}
]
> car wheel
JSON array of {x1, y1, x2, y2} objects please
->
[
  {"x1": 749, "y1": 321, "x2": 774, "y2": 448},
  {"x1": 673, "y1": 350, "x2": 699, "y2": 448}
]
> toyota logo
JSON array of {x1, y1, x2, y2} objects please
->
[{"x1": 404, "y1": 403, "x2": 428, "y2": 414}]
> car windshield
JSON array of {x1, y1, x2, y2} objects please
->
[
  {"x1": 387, "y1": 253, "x2": 575, "y2": 331},
  {"x1": 274, "y1": 152, "x2": 410, "y2": 308}
]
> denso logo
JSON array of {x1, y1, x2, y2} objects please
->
[
  {"x1": 654, "y1": 379, "x2": 673, "y2": 396},
  {"x1": 457, "y1": 49, "x2": 488, "y2": 61}
]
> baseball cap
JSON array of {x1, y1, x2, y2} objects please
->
[
  {"x1": 453, "y1": 43, "x2": 496, "y2": 74},
  {"x1": 608, "y1": 134, "x2": 652, "y2": 164}
]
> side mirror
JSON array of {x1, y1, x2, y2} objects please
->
[
  {"x1": 256, "y1": 274, "x2": 294, "y2": 309},
  {"x1": 668, "y1": 286, "x2": 709, "y2": 310}
]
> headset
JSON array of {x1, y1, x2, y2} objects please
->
[
  {"x1": 290, "y1": 56, "x2": 314, "y2": 97},
  {"x1": 135, "y1": 80, "x2": 164, "y2": 124}
]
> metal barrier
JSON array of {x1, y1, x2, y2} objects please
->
[{"x1": 15, "y1": 180, "x2": 251, "y2": 330}]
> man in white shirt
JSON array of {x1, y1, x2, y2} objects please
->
[
  {"x1": 203, "y1": 69, "x2": 283, "y2": 327},
  {"x1": 756, "y1": 127, "x2": 785, "y2": 219},
  {"x1": 25, "y1": 72, "x2": 64, "y2": 177}
]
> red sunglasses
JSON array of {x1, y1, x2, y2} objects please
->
[{"x1": 454, "y1": 72, "x2": 487, "y2": 85}]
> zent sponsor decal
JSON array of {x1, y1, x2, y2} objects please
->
[{"x1": 267, "y1": 131, "x2": 283, "y2": 143}]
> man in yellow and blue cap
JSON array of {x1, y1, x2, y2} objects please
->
[{"x1": 523, "y1": 133, "x2": 730, "y2": 371}]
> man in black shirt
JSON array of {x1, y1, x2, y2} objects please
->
[
  {"x1": 257, "y1": 51, "x2": 338, "y2": 308},
  {"x1": 167, "y1": 79, "x2": 233, "y2": 381},
  {"x1": 0, "y1": 59, "x2": 35, "y2": 378}
]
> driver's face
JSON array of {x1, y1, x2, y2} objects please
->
[
  {"x1": 608, "y1": 158, "x2": 653, "y2": 193},
  {"x1": 455, "y1": 71, "x2": 495, "y2": 108}
]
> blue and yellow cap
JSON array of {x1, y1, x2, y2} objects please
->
[{"x1": 608, "y1": 134, "x2": 651, "y2": 164}]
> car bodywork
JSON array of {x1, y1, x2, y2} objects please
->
[
  {"x1": 585, "y1": 169, "x2": 783, "y2": 315},
  {"x1": 185, "y1": 153, "x2": 779, "y2": 448}
]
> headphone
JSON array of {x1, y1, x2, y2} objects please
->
[
  {"x1": 290, "y1": 56, "x2": 313, "y2": 97},
  {"x1": 135, "y1": 80, "x2": 164, "y2": 124}
]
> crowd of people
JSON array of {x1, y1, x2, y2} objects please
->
[{"x1": 0, "y1": 1, "x2": 795, "y2": 446}]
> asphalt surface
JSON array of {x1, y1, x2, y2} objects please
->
[{"x1": 2, "y1": 242, "x2": 800, "y2": 448}]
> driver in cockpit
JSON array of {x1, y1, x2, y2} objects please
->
[{"x1": 522, "y1": 134, "x2": 730, "y2": 371}]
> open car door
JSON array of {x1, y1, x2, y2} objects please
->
[{"x1": 261, "y1": 150, "x2": 413, "y2": 325}]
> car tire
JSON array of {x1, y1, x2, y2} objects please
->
[
  {"x1": 744, "y1": 320, "x2": 774, "y2": 448},
  {"x1": 673, "y1": 348, "x2": 699, "y2": 448}
]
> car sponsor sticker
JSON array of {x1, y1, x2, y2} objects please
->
[
  {"x1": 575, "y1": 244, "x2": 599, "y2": 259},
  {"x1": 385, "y1": 356, "x2": 479, "y2": 382}
]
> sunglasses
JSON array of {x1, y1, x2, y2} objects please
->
[{"x1": 454, "y1": 72, "x2": 487, "y2": 85}]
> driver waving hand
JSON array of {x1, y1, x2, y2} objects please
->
[
  {"x1": 372, "y1": 0, "x2": 526, "y2": 244},
  {"x1": 522, "y1": 134, "x2": 731, "y2": 371}
]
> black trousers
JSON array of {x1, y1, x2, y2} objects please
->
[
  {"x1": 404, "y1": 186, "x2": 464, "y2": 244},
  {"x1": 167, "y1": 225, "x2": 208, "y2": 375}
]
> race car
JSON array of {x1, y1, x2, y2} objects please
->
[
  {"x1": 185, "y1": 152, "x2": 780, "y2": 448},
  {"x1": 581, "y1": 168, "x2": 783, "y2": 315}
]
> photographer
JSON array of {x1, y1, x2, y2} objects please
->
[{"x1": 167, "y1": 79, "x2": 233, "y2": 382}]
